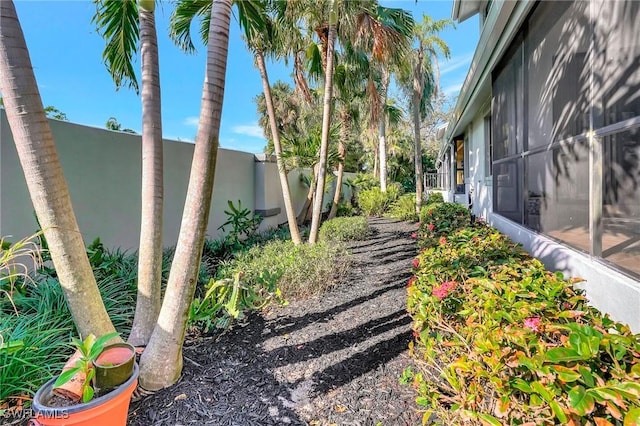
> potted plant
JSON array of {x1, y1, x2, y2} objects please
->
[{"x1": 29, "y1": 332, "x2": 138, "y2": 426}]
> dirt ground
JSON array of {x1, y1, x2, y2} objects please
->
[{"x1": 128, "y1": 217, "x2": 421, "y2": 426}]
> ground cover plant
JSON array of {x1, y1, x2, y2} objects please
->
[
  {"x1": 358, "y1": 183, "x2": 402, "y2": 217},
  {"x1": 319, "y1": 216, "x2": 370, "y2": 242},
  {"x1": 405, "y1": 205, "x2": 640, "y2": 425},
  {"x1": 386, "y1": 193, "x2": 418, "y2": 222}
]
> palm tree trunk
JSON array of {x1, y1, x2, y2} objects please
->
[
  {"x1": 129, "y1": 5, "x2": 164, "y2": 347},
  {"x1": 297, "y1": 164, "x2": 318, "y2": 225},
  {"x1": 139, "y1": 0, "x2": 232, "y2": 391},
  {"x1": 255, "y1": 51, "x2": 302, "y2": 245},
  {"x1": 413, "y1": 80, "x2": 424, "y2": 215},
  {"x1": 0, "y1": 0, "x2": 116, "y2": 340},
  {"x1": 308, "y1": 21, "x2": 336, "y2": 244},
  {"x1": 379, "y1": 68, "x2": 389, "y2": 192},
  {"x1": 328, "y1": 117, "x2": 348, "y2": 219}
]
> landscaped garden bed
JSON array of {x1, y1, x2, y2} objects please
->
[{"x1": 405, "y1": 202, "x2": 640, "y2": 425}]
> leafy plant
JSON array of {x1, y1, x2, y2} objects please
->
[
  {"x1": 319, "y1": 216, "x2": 370, "y2": 242},
  {"x1": 357, "y1": 185, "x2": 402, "y2": 217},
  {"x1": 217, "y1": 240, "x2": 350, "y2": 301},
  {"x1": 218, "y1": 200, "x2": 263, "y2": 249},
  {"x1": 53, "y1": 332, "x2": 120, "y2": 403},
  {"x1": 405, "y1": 216, "x2": 640, "y2": 425},
  {"x1": 189, "y1": 271, "x2": 285, "y2": 331},
  {"x1": 385, "y1": 193, "x2": 418, "y2": 222},
  {"x1": 425, "y1": 191, "x2": 444, "y2": 205},
  {"x1": 335, "y1": 201, "x2": 355, "y2": 217}
]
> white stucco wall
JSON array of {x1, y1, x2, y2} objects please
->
[
  {"x1": 1, "y1": 111, "x2": 254, "y2": 250},
  {"x1": 1, "y1": 111, "x2": 356, "y2": 251},
  {"x1": 490, "y1": 213, "x2": 640, "y2": 332}
]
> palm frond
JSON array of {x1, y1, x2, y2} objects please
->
[
  {"x1": 92, "y1": 0, "x2": 140, "y2": 92},
  {"x1": 169, "y1": 0, "x2": 211, "y2": 53}
]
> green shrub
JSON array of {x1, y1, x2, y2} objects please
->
[
  {"x1": 190, "y1": 240, "x2": 350, "y2": 331},
  {"x1": 425, "y1": 191, "x2": 444, "y2": 205},
  {"x1": 319, "y1": 216, "x2": 370, "y2": 242},
  {"x1": 358, "y1": 185, "x2": 402, "y2": 217},
  {"x1": 336, "y1": 201, "x2": 355, "y2": 217},
  {"x1": 386, "y1": 193, "x2": 418, "y2": 222},
  {"x1": 417, "y1": 202, "x2": 470, "y2": 247},
  {"x1": 405, "y1": 222, "x2": 640, "y2": 425}
]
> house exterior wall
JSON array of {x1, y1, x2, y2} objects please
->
[
  {"x1": 441, "y1": 0, "x2": 640, "y2": 331},
  {"x1": 1, "y1": 111, "x2": 350, "y2": 251}
]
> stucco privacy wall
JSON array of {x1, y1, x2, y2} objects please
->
[{"x1": 1, "y1": 111, "x2": 254, "y2": 251}]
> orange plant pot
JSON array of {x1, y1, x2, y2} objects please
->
[{"x1": 29, "y1": 363, "x2": 138, "y2": 426}]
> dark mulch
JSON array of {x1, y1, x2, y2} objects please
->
[
  {"x1": 6, "y1": 217, "x2": 421, "y2": 426},
  {"x1": 128, "y1": 217, "x2": 421, "y2": 426}
]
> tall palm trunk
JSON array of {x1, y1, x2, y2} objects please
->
[
  {"x1": 297, "y1": 164, "x2": 318, "y2": 225},
  {"x1": 379, "y1": 68, "x2": 389, "y2": 192},
  {"x1": 139, "y1": 0, "x2": 232, "y2": 390},
  {"x1": 328, "y1": 110, "x2": 349, "y2": 219},
  {"x1": 255, "y1": 51, "x2": 301, "y2": 245},
  {"x1": 129, "y1": 5, "x2": 164, "y2": 347},
  {"x1": 0, "y1": 0, "x2": 116, "y2": 339},
  {"x1": 308, "y1": 21, "x2": 336, "y2": 244},
  {"x1": 413, "y1": 73, "x2": 424, "y2": 215}
]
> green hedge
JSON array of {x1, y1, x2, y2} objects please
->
[
  {"x1": 319, "y1": 216, "x2": 370, "y2": 242},
  {"x1": 406, "y1": 207, "x2": 640, "y2": 425}
]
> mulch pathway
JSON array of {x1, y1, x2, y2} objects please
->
[
  {"x1": 6, "y1": 218, "x2": 421, "y2": 426},
  {"x1": 128, "y1": 217, "x2": 421, "y2": 426}
]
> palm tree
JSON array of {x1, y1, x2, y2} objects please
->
[
  {"x1": 93, "y1": 0, "x2": 165, "y2": 347},
  {"x1": 328, "y1": 49, "x2": 368, "y2": 219},
  {"x1": 139, "y1": 0, "x2": 266, "y2": 391},
  {"x1": 304, "y1": 0, "x2": 414, "y2": 243},
  {"x1": 0, "y1": 0, "x2": 117, "y2": 339},
  {"x1": 244, "y1": 2, "x2": 302, "y2": 245},
  {"x1": 399, "y1": 15, "x2": 451, "y2": 214}
]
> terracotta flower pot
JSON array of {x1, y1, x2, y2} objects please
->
[
  {"x1": 29, "y1": 363, "x2": 138, "y2": 426},
  {"x1": 94, "y1": 343, "x2": 136, "y2": 394},
  {"x1": 51, "y1": 349, "x2": 91, "y2": 402}
]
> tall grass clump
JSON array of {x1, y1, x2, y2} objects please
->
[
  {"x1": 386, "y1": 193, "x2": 418, "y2": 222},
  {"x1": 358, "y1": 183, "x2": 402, "y2": 216},
  {"x1": 319, "y1": 216, "x2": 370, "y2": 242},
  {"x1": 218, "y1": 239, "x2": 350, "y2": 300},
  {"x1": 1, "y1": 235, "x2": 137, "y2": 404}
]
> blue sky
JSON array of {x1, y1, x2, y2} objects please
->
[{"x1": 13, "y1": 0, "x2": 478, "y2": 154}]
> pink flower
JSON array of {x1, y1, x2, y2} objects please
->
[
  {"x1": 412, "y1": 258, "x2": 420, "y2": 268},
  {"x1": 407, "y1": 277, "x2": 416, "y2": 288},
  {"x1": 439, "y1": 237, "x2": 447, "y2": 245},
  {"x1": 412, "y1": 329, "x2": 420, "y2": 339},
  {"x1": 524, "y1": 317, "x2": 542, "y2": 332},
  {"x1": 472, "y1": 236, "x2": 479, "y2": 242},
  {"x1": 427, "y1": 224, "x2": 435, "y2": 232},
  {"x1": 432, "y1": 281, "x2": 457, "y2": 300},
  {"x1": 411, "y1": 232, "x2": 418, "y2": 239}
]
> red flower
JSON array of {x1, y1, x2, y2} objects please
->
[
  {"x1": 432, "y1": 280, "x2": 457, "y2": 300},
  {"x1": 439, "y1": 236, "x2": 447, "y2": 245},
  {"x1": 411, "y1": 232, "x2": 418, "y2": 239},
  {"x1": 407, "y1": 276, "x2": 417, "y2": 288},
  {"x1": 427, "y1": 223, "x2": 435, "y2": 232},
  {"x1": 472, "y1": 236, "x2": 479, "y2": 242},
  {"x1": 412, "y1": 329, "x2": 420, "y2": 339},
  {"x1": 523, "y1": 317, "x2": 542, "y2": 332},
  {"x1": 412, "y1": 258, "x2": 420, "y2": 268}
]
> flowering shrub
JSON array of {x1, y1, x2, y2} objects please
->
[
  {"x1": 417, "y1": 202, "x2": 470, "y2": 248},
  {"x1": 406, "y1": 220, "x2": 640, "y2": 425}
]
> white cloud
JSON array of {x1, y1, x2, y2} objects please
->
[
  {"x1": 442, "y1": 82, "x2": 464, "y2": 96},
  {"x1": 183, "y1": 116, "x2": 199, "y2": 127},
  {"x1": 231, "y1": 124, "x2": 264, "y2": 139},
  {"x1": 440, "y1": 52, "x2": 474, "y2": 76}
]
